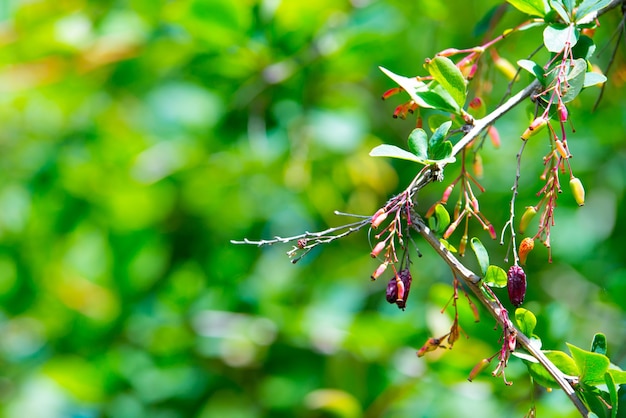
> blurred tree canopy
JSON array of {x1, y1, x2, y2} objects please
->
[{"x1": 0, "y1": 0, "x2": 625, "y2": 417}]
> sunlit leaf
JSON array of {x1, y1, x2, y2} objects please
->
[
  {"x1": 583, "y1": 72, "x2": 607, "y2": 88},
  {"x1": 484, "y1": 265, "x2": 507, "y2": 288},
  {"x1": 608, "y1": 368, "x2": 626, "y2": 385},
  {"x1": 543, "y1": 24, "x2": 579, "y2": 53},
  {"x1": 369, "y1": 144, "x2": 425, "y2": 164},
  {"x1": 517, "y1": 59, "x2": 545, "y2": 85},
  {"x1": 470, "y1": 237, "x2": 489, "y2": 276},
  {"x1": 575, "y1": 0, "x2": 612, "y2": 24},
  {"x1": 506, "y1": 0, "x2": 549, "y2": 17},
  {"x1": 379, "y1": 66, "x2": 435, "y2": 109},
  {"x1": 415, "y1": 83, "x2": 460, "y2": 114},
  {"x1": 439, "y1": 238, "x2": 457, "y2": 253},
  {"x1": 408, "y1": 128, "x2": 429, "y2": 159},
  {"x1": 562, "y1": 58, "x2": 587, "y2": 102},
  {"x1": 524, "y1": 350, "x2": 579, "y2": 388},
  {"x1": 515, "y1": 308, "x2": 537, "y2": 336},
  {"x1": 549, "y1": 0, "x2": 571, "y2": 23},
  {"x1": 430, "y1": 203, "x2": 451, "y2": 235},
  {"x1": 605, "y1": 372, "x2": 618, "y2": 418},
  {"x1": 424, "y1": 56, "x2": 467, "y2": 108},
  {"x1": 567, "y1": 343, "x2": 610, "y2": 385}
]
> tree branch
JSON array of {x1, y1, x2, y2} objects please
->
[{"x1": 410, "y1": 215, "x2": 588, "y2": 416}]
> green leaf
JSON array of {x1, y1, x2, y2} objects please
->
[
  {"x1": 379, "y1": 66, "x2": 434, "y2": 109},
  {"x1": 470, "y1": 237, "x2": 489, "y2": 276},
  {"x1": 515, "y1": 308, "x2": 537, "y2": 336},
  {"x1": 575, "y1": 0, "x2": 612, "y2": 24},
  {"x1": 439, "y1": 238, "x2": 457, "y2": 253},
  {"x1": 591, "y1": 333, "x2": 607, "y2": 355},
  {"x1": 416, "y1": 83, "x2": 460, "y2": 114},
  {"x1": 369, "y1": 144, "x2": 426, "y2": 164},
  {"x1": 583, "y1": 72, "x2": 607, "y2": 88},
  {"x1": 517, "y1": 59, "x2": 545, "y2": 85},
  {"x1": 567, "y1": 343, "x2": 610, "y2": 385},
  {"x1": 506, "y1": 0, "x2": 549, "y2": 17},
  {"x1": 549, "y1": 0, "x2": 571, "y2": 23},
  {"x1": 608, "y1": 368, "x2": 626, "y2": 385},
  {"x1": 424, "y1": 56, "x2": 467, "y2": 108},
  {"x1": 524, "y1": 350, "x2": 579, "y2": 388},
  {"x1": 605, "y1": 372, "x2": 618, "y2": 418},
  {"x1": 429, "y1": 121, "x2": 452, "y2": 151},
  {"x1": 562, "y1": 58, "x2": 587, "y2": 103},
  {"x1": 543, "y1": 24, "x2": 579, "y2": 53},
  {"x1": 408, "y1": 128, "x2": 429, "y2": 159},
  {"x1": 431, "y1": 203, "x2": 451, "y2": 235},
  {"x1": 484, "y1": 265, "x2": 507, "y2": 288},
  {"x1": 571, "y1": 35, "x2": 596, "y2": 60}
]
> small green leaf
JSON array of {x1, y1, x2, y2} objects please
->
[
  {"x1": 549, "y1": 0, "x2": 571, "y2": 23},
  {"x1": 583, "y1": 72, "x2": 607, "y2": 88},
  {"x1": 470, "y1": 237, "x2": 489, "y2": 276},
  {"x1": 369, "y1": 144, "x2": 425, "y2": 164},
  {"x1": 608, "y1": 368, "x2": 626, "y2": 385},
  {"x1": 567, "y1": 343, "x2": 610, "y2": 385},
  {"x1": 591, "y1": 333, "x2": 607, "y2": 355},
  {"x1": 439, "y1": 238, "x2": 457, "y2": 253},
  {"x1": 517, "y1": 59, "x2": 545, "y2": 84},
  {"x1": 429, "y1": 141, "x2": 453, "y2": 162},
  {"x1": 425, "y1": 56, "x2": 467, "y2": 108},
  {"x1": 379, "y1": 66, "x2": 434, "y2": 109},
  {"x1": 484, "y1": 265, "x2": 507, "y2": 288},
  {"x1": 431, "y1": 204, "x2": 451, "y2": 235},
  {"x1": 525, "y1": 350, "x2": 579, "y2": 388},
  {"x1": 571, "y1": 35, "x2": 596, "y2": 60},
  {"x1": 605, "y1": 372, "x2": 618, "y2": 418},
  {"x1": 543, "y1": 24, "x2": 579, "y2": 53},
  {"x1": 515, "y1": 308, "x2": 537, "y2": 336},
  {"x1": 506, "y1": 0, "x2": 549, "y2": 17},
  {"x1": 429, "y1": 121, "x2": 452, "y2": 151},
  {"x1": 408, "y1": 128, "x2": 429, "y2": 159}
]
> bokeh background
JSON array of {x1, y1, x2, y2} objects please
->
[{"x1": 0, "y1": 0, "x2": 625, "y2": 417}]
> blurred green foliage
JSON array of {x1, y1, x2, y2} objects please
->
[{"x1": 0, "y1": 0, "x2": 624, "y2": 417}]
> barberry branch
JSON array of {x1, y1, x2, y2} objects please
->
[{"x1": 409, "y1": 213, "x2": 588, "y2": 416}]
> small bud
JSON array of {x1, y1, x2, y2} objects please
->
[
  {"x1": 441, "y1": 184, "x2": 454, "y2": 205},
  {"x1": 371, "y1": 262, "x2": 388, "y2": 280},
  {"x1": 507, "y1": 265, "x2": 527, "y2": 307},
  {"x1": 462, "y1": 63, "x2": 478, "y2": 80},
  {"x1": 468, "y1": 358, "x2": 491, "y2": 382},
  {"x1": 297, "y1": 239, "x2": 308, "y2": 249},
  {"x1": 570, "y1": 177, "x2": 585, "y2": 206},
  {"x1": 381, "y1": 87, "x2": 402, "y2": 100},
  {"x1": 437, "y1": 48, "x2": 460, "y2": 57},
  {"x1": 473, "y1": 154, "x2": 483, "y2": 178},
  {"x1": 494, "y1": 56, "x2": 517, "y2": 81},
  {"x1": 555, "y1": 139, "x2": 569, "y2": 159},
  {"x1": 487, "y1": 223, "x2": 496, "y2": 240},
  {"x1": 459, "y1": 235, "x2": 468, "y2": 256},
  {"x1": 488, "y1": 125, "x2": 500, "y2": 148},
  {"x1": 371, "y1": 209, "x2": 388, "y2": 228},
  {"x1": 518, "y1": 237, "x2": 534, "y2": 265},
  {"x1": 521, "y1": 117, "x2": 548, "y2": 141},
  {"x1": 370, "y1": 241, "x2": 386, "y2": 258},
  {"x1": 519, "y1": 206, "x2": 537, "y2": 234},
  {"x1": 558, "y1": 103, "x2": 568, "y2": 122},
  {"x1": 417, "y1": 337, "x2": 443, "y2": 357}
]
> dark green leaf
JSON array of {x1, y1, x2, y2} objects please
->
[
  {"x1": 567, "y1": 343, "x2": 610, "y2": 385},
  {"x1": 470, "y1": 237, "x2": 489, "y2": 276},
  {"x1": 408, "y1": 128, "x2": 429, "y2": 159},
  {"x1": 415, "y1": 84, "x2": 460, "y2": 114},
  {"x1": 571, "y1": 35, "x2": 596, "y2": 60},
  {"x1": 543, "y1": 24, "x2": 579, "y2": 53},
  {"x1": 424, "y1": 56, "x2": 467, "y2": 108},
  {"x1": 591, "y1": 333, "x2": 607, "y2": 355},
  {"x1": 577, "y1": 384, "x2": 611, "y2": 418},
  {"x1": 506, "y1": 0, "x2": 549, "y2": 17},
  {"x1": 429, "y1": 140, "x2": 453, "y2": 162},
  {"x1": 605, "y1": 372, "x2": 618, "y2": 418},
  {"x1": 484, "y1": 265, "x2": 507, "y2": 288},
  {"x1": 429, "y1": 121, "x2": 452, "y2": 151},
  {"x1": 369, "y1": 144, "x2": 425, "y2": 164},
  {"x1": 430, "y1": 204, "x2": 451, "y2": 235},
  {"x1": 515, "y1": 308, "x2": 537, "y2": 336}
]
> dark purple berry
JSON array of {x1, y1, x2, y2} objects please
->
[
  {"x1": 386, "y1": 269, "x2": 412, "y2": 310},
  {"x1": 507, "y1": 265, "x2": 526, "y2": 307}
]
